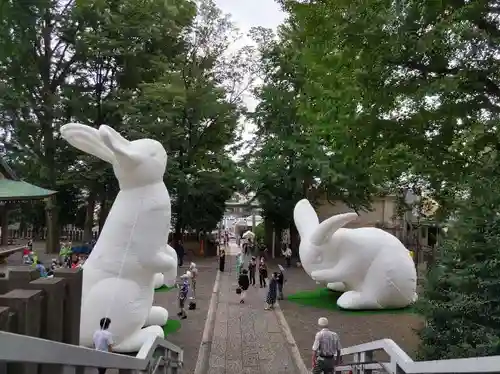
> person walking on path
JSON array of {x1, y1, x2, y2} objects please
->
[
  {"x1": 219, "y1": 248, "x2": 226, "y2": 272},
  {"x1": 258, "y1": 257, "x2": 268, "y2": 288},
  {"x1": 277, "y1": 265, "x2": 285, "y2": 300},
  {"x1": 282, "y1": 245, "x2": 292, "y2": 268},
  {"x1": 265, "y1": 272, "x2": 278, "y2": 310},
  {"x1": 238, "y1": 269, "x2": 250, "y2": 304},
  {"x1": 93, "y1": 317, "x2": 114, "y2": 374},
  {"x1": 312, "y1": 317, "x2": 342, "y2": 374},
  {"x1": 176, "y1": 240, "x2": 185, "y2": 267},
  {"x1": 248, "y1": 256, "x2": 257, "y2": 286}
]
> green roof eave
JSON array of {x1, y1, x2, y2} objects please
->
[{"x1": 0, "y1": 180, "x2": 57, "y2": 201}]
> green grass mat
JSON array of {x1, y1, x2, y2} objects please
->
[
  {"x1": 155, "y1": 285, "x2": 175, "y2": 292},
  {"x1": 162, "y1": 319, "x2": 181, "y2": 336},
  {"x1": 287, "y1": 288, "x2": 416, "y2": 315}
]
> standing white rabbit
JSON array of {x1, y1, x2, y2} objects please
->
[
  {"x1": 60, "y1": 123, "x2": 177, "y2": 352},
  {"x1": 294, "y1": 199, "x2": 417, "y2": 310}
]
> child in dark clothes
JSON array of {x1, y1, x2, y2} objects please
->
[
  {"x1": 248, "y1": 256, "x2": 256, "y2": 286},
  {"x1": 238, "y1": 269, "x2": 250, "y2": 303}
]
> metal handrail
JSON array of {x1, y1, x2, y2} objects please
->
[
  {"x1": 0, "y1": 330, "x2": 183, "y2": 371},
  {"x1": 337, "y1": 339, "x2": 500, "y2": 373}
]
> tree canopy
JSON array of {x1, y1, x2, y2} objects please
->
[{"x1": 0, "y1": 0, "x2": 251, "y2": 248}]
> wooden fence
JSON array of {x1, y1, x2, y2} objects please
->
[{"x1": 8, "y1": 228, "x2": 98, "y2": 243}]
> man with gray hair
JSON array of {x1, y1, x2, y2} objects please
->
[{"x1": 311, "y1": 317, "x2": 342, "y2": 373}]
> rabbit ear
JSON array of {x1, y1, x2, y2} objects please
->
[
  {"x1": 310, "y1": 212, "x2": 358, "y2": 246},
  {"x1": 60, "y1": 123, "x2": 115, "y2": 164},
  {"x1": 293, "y1": 199, "x2": 319, "y2": 239},
  {"x1": 98, "y1": 125, "x2": 141, "y2": 165}
]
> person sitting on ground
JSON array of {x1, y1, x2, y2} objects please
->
[
  {"x1": 22, "y1": 247, "x2": 33, "y2": 265},
  {"x1": 177, "y1": 273, "x2": 190, "y2": 320},
  {"x1": 31, "y1": 250, "x2": 39, "y2": 269},
  {"x1": 93, "y1": 317, "x2": 114, "y2": 374},
  {"x1": 312, "y1": 317, "x2": 342, "y2": 374},
  {"x1": 70, "y1": 254, "x2": 79, "y2": 269},
  {"x1": 35, "y1": 260, "x2": 47, "y2": 277},
  {"x1": 238, "y1": 269, "x2": 250, "y2": 304},
  {"x1": 47, "y1": 258, "x2": 59, "y2": 277}
]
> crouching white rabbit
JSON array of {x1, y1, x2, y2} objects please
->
[
  {"x1": 60, "y1": 123, "x2": 177, "y2": 352},
  {"x1": 293, "y1": 199, "x2": 417, "y2": 310}
]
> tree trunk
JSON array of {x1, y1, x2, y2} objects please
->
[
  {"x1": 83, "y1": 188, "x2": 97, "y2": 242},
  {"x1": 45, "y1": 196, "x2": 59, "y2": 253},
  {"x1": 290, "y1": 222, "x2": 299, "y2": 254},
  {"x1": 274, "y1": 228, "x2": 282, "y2": 258},
  {"x1": 264, "y1": 217, "x2": 273, "y2": 250}
]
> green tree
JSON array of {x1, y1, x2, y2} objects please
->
[
  {"x1": 129, "y1": 0, "x2": 252, "y2": 236},
  {"x1": 283, "y1": 0, "x2": 500, "y2": 211},
  {"x1": 418, "y1": 163, "x2": 500, "y2": 359},
  {"x1": 245, "y1": 22, "x2": 386, "y2": 250},
  {"x1": 0, "y1": 0, "x2": 197, "y2": 246}
]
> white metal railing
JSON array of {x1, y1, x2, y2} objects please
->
[
  {"x1": 0, "y1": 330, "x2": 183, "y2": 373},
  {"x1": 335, "y1": 339, "x2": 500, "y2": 374}
]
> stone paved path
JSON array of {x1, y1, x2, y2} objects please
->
[{"x1": 206, "y1": 244, "x2": 301, "y2": 374}]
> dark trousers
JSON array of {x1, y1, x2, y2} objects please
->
[
  {"x1": 285, "y1": 256, "x2": 291, "y2": 268},
  {"x1": 249, "y1": 271, "x2": 256, "y2": 285},
  {"x1": 312, "y1": 357, "x2": 334, "y2": 374},
  {"x1": 278, "y1": 283, "x2": 284, "y2": 299},
  {"x1": 259, "y1": 272, "x2": 266, "y2": 287},
  {"x1": 98, "y1": 368, "x2": 107, "y2": 374},
  {"x1": 178, "y1": 254, "x2": 184, "y2": 267}
]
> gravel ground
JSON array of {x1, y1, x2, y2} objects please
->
[
  {"x1": 154, "y1": 257, "x2": 219, "y2": 373},
  {"x1": 272, "y1": 261, "x2": 422, "y2": 365}
]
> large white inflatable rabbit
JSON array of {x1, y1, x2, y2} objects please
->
[
  {"x1": 60, "y1": 123, "x2": 177, "y2": 352},
  {"x1": 294, "y1": 199, "x2": 417, "y2": 310},
  {"x1": 154, "y1": 244, "x2": 178, "y2": 289}
]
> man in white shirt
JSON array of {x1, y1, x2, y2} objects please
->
[
  {"x1": 312, "y1": 317, "x2": 342, "y2": 373},
  {"x1": 282, "y1": 246, "x2": 293, "y2": 268},
  {"x1": 93, "y1": 317, "x2": 114, "y2": 374}
]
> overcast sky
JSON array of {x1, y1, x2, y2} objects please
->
[{"x1": 213, "y1": 0, "x2": 286, "y2": 143}]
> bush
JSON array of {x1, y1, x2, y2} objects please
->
[{"x1": 417, "y1": 171, "x2": 500, "y2": 359}]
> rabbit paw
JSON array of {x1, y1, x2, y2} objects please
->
[
  {"x1": 154, "y1": 273, "x2": 165, "y2": 289},
  {"x1": 145, "y1": 306, "x2": 168, "y2": 327},
  {"x1": 327, "y1": 282, "x2": 346, "y2": 292},
  {"x1": 113, "y1": 325, "x2": 164, "y2": 353},
  {"x1": 337, "y1": 291, "x2": 382, "y2": 310}
]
